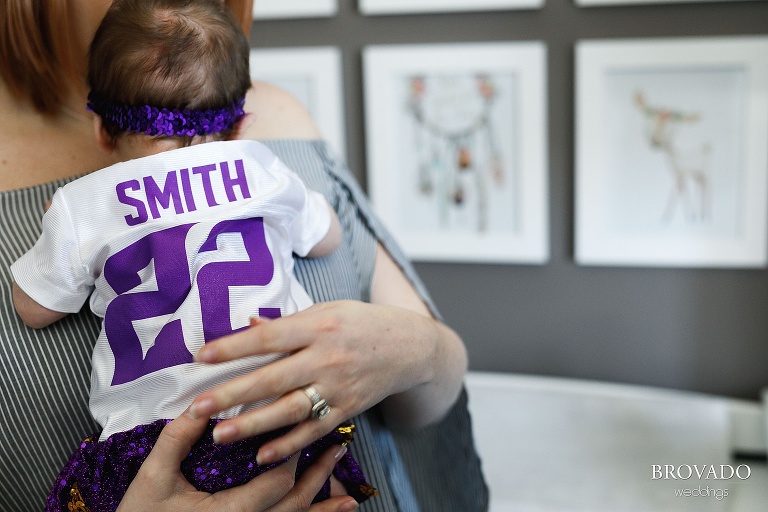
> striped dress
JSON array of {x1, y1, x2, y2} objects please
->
[{"x1": 0, "y1": 140, "x2": 488, "y2": 512}]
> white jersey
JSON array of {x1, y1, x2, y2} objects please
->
[{"x1": 11, "y1": 140, "x2": 331, "y2": 439}]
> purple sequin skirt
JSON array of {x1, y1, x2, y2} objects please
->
[{"x1": 46, "y1": 420, "x2": 375, "y2": 512}]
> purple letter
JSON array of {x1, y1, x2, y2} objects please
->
[
  {"x1": 144, "y1": 171, "x2": 183, "y2": 219},
  {"x1": 192, "y1": 164, "x2": 219, "y2": 207},
  {"x1": 220, "y1": 160, "x2": 251, "y2": 202},
  {"x1": 179, "y1": 168, "x2": 197, "y2": 212},
  {"x1": 116, "y1": 180, "x2": 148, "y2": 226}
]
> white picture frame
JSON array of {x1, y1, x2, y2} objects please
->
[
  {"x1": 364, "y1": 42, "x2": 549, "y2": 264},
  {"x1": 252, "y1": 0, "x2": 337, "y2": 19},
  {"x1": 360, "y1": 0, "x2": 544, "y2": 15},
  {"x1": 575, "y1": 37, "x2": 768, "y2": 268},
  {"x1": 249, "y1": 47, "x2": 346, "y2": 159},
  {"x1": 577, "y1": 0, "x2": 760, "y2": 6}
]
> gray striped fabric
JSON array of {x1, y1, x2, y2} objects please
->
[{"x1": 0, "y1": 140, "x2": 487, "y2": 512}]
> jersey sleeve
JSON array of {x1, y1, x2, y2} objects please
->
[
  {"x1": 276, "y1": 161, "x2": 332, "y2": 258},
  {"x1": 10, "y1": 188, "x2": 94, "y2": 313}
]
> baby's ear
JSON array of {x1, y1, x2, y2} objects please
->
[{"x1": 93, "y1": 116, "x2": 116, "y2": 152}]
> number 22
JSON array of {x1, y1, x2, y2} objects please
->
[{"x1": 103, "y1": 218, "x2": 280, "y2": 386}]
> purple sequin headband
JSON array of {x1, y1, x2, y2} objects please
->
[{"x1": 87, "y1": 92, "x2": 245, "y2": 137}]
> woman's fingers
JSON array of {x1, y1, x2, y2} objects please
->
[
  {"x1": 117, "y1": 410, "x2": 211, "y2": 511},
  {"x1": 266, "y1": 446, "x2": 359, "y2": 512},
  {"x1": 253, "y1": 416, "x2": 343, "y2": 466},
  {"x1": 213, "y1": 454, "x2": 300, "y2": 511},
  {"x1": 195, "y1": 321, "x2": 275, "y2": 364},
  {"x1": 147, "y1": 408, "x2": 210, "y2": 473},
  {"x1": 216, "y1": 446, "x2": 357, "y2": 512},
  {"x1": 196, "y1": 307, "x2": 325, "y2": 364},
  {"x1": 118, "y1": 410, "x2": 359, "y2": 512},
  {"x1": 211, "y1": 389, "x2": 320, "y2": 445},
  {"x1": 189, "y1": 351, "x2": 323, "y2": 419},
  {"x1": 212, "y1": 402, "x2": 344, "y2": 464}
]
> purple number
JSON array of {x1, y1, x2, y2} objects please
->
[
  {"x1": 103, "y1": 224, "x2": 194, "y2": 386},
  {"x1": 197, "y1": 218, "x2": 278, "y2": 342},
  {"x1": 102, "y1": 218, "x2": 281, "y2": 386}
]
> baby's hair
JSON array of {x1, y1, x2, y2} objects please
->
[{"x1": 88, "y1": 0, "x2": 251, "y2": 141}]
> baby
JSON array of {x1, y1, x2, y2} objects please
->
[{"x1": 10, "y1": 0, "x2": 373, "y2": 510}]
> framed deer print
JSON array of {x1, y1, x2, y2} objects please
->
[
  {"x1": 364, "y1": 42, "x2": 549, "y2": 264},
  {"x1": 575, "y1": 37, "x2": 768, "y2": 268}
]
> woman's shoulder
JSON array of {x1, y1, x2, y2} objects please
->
[
  {"x1": 0, "y1": 107, "x2": 112, "y2": 191},
  {"x1": 238, "y1": 80, "x2": 322, "y2": 141}
]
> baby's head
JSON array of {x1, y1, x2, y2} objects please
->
[{"x1": 87, "y1": 0, "x2": 251, "y2": 148}]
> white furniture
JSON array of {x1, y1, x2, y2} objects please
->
[{"x1": 465, "y1": 372, "x2": 767, "y2": 512}]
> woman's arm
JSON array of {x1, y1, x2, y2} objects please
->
[{"x1": 370, "y1": 243, "x2": 468, "y2": 429}]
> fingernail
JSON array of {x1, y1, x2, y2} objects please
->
[
  {"x1": 194, "y1": 347, "x2": 216, "y2": 363},
  {"x1": 189, "y1": 398, "x2": 214, "y2": 420},
  {"x1": 256, "y1": 447, "x2": 277, "y2": 465},
  {"x1": 213, "y1": 423, "x2": 237, "y2": 445},
  {"x1": 339, "y1": 499, "x2": 359, "y2": 512},
  {"x1": 334, "y1": 444, "x2": 348, "y2": 461}
]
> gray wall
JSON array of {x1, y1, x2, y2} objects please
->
[{"x1": 249, "y1": 0, "x2": 768, "y2": 400}]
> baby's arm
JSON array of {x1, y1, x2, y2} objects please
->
[
  {"x1": 11, "y1": 188, "x2": 88, "y2": 329},
  {"x1": 305, "y1": 203, "x2": 341, "y2": 259},
  {"x1": 12, "y1": 281, "x2": 68, "y2": 329}
]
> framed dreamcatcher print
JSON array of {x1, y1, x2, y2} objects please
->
[{"x1": 363, "y1": 42, "x2": 549, "y2": 264}]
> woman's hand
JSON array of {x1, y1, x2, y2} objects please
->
[
  {"x1": 117, "y1": 407, "x2": 359, "y2": 512},
  {"x1": 188, "y1": 245, "x2": 468, "y2": 465}
]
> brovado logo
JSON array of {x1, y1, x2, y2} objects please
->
[{"x1": 652, "y1": 464, "x2": 751, "y2": 480}]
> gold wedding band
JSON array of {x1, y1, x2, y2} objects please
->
[{"x1": 303, "y1": 386, "x2": 331, "y2": 420}]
